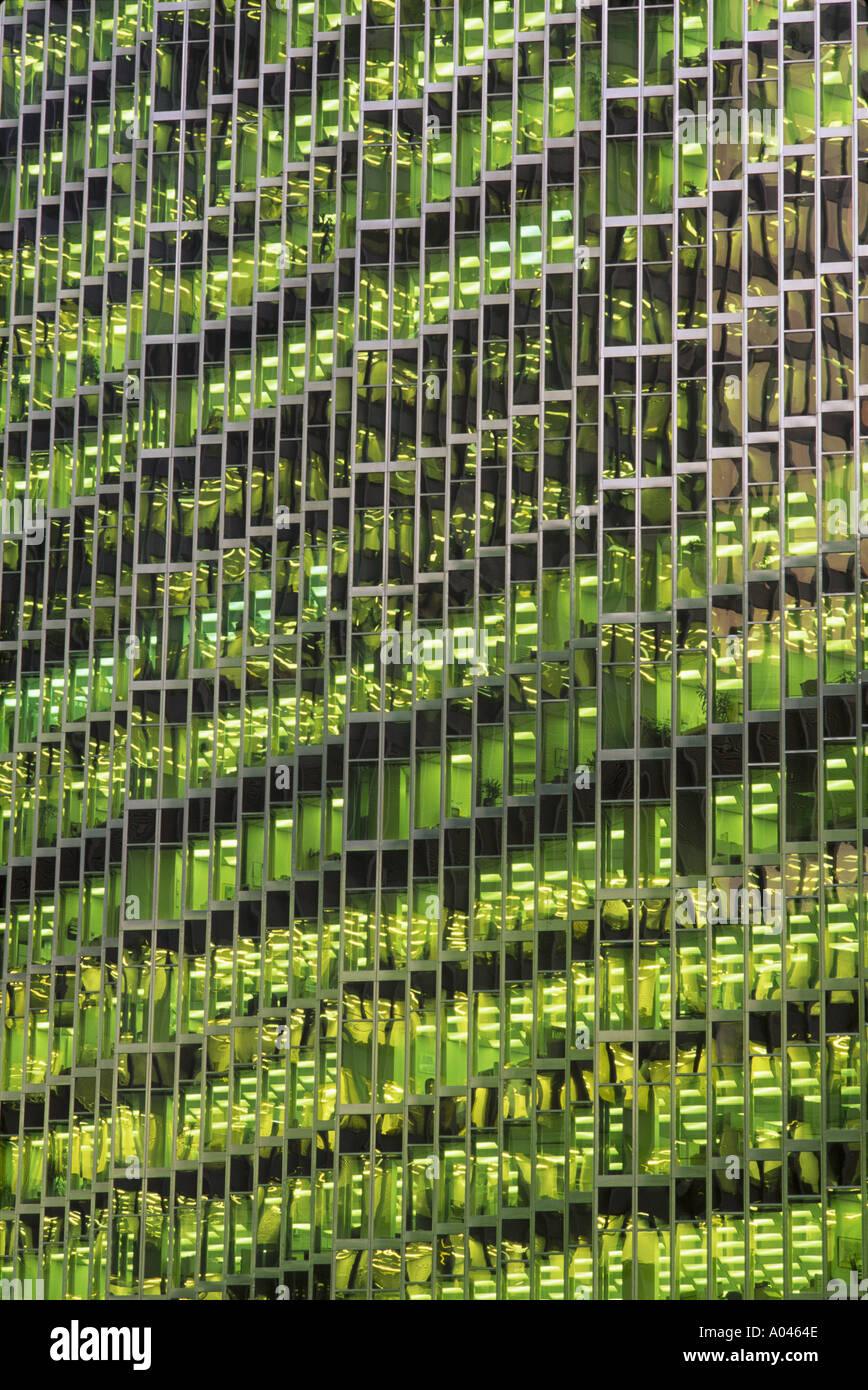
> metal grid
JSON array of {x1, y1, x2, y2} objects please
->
[{"x1": 0, "y1": 0, "x2": 863, "y2": 1301}]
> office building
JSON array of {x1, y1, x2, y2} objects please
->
[{"x1": 0, "y1": 0, "x2": 864, "y2": 1300}]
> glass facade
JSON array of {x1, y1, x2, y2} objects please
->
[{"x1": 0, "y1": 0, "x2": 865, "y2": 1301}]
